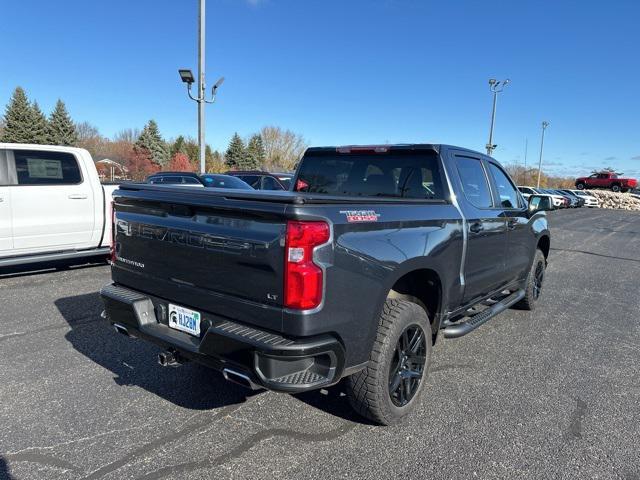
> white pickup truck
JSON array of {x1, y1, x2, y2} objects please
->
[{"x1": 0, "y1": 143, "x2": 117, "y2": 268}]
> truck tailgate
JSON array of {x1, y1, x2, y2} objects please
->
[{"x1": 111, "y1": 186, "x2": 289, "y2": 331}]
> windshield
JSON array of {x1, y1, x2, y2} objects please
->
[{"x1": 295, "y1": 152, "x2": 445, "y2": 200}]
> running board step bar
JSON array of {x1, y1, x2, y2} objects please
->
[{"x1": 443, "y1": 289, "x2": 525, "y2": 339}]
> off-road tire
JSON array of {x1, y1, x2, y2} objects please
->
[
  {"x1": 346, "y1": 299, "x2": 432, "y2": 425},
  {"x1": 514, "y1": 249, "x2": 546, "y2": 311}
]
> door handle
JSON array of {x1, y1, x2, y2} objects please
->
[
  {"x1": 68, "y1": 194, "x2": 88, "y2": 200},
  {"x1": 469, "y1": 222, "x2": 484, "y2": 234}
]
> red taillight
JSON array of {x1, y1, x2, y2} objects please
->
[
  {"x1": 284, "y1": 221, "x2": 330, "y2": 310},
  {"x1": 295, "y1": 179, "x2": 309, "y2": 191},
  {"x1": 109, "y1": 201, "x2": 116, "y2": 263}
]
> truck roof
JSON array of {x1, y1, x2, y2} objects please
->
[
  {"x1": 305, "y1": 143, "x2": 488, "y2": 159},
  {"x1": 0, "y1": 143, "x2": 90, "y2": 155}
]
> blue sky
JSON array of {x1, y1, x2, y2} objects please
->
[{"x1": 1, "y1": 0, "x2": 639, "y2": 177}]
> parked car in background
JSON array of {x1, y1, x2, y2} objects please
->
[
  {"x1": 522, "y1": 187, "x2": 566, "y2": 208},
  {"x1": 569, "y1": 190, "x2": 600, "y2": 208},
  {"x1": 0, "y1": 144, "x2": 117, "y2": 268},
  {"x1": 201, "y1": 174, "x2": 254, "y2": 190},
  {"x1": 225, "y1": 170, "x2": 293, "y2": 190},
  {"x1": 558, "y1": 189, "x2": 586, "y2": 207},
  {"x1": 549, "y1": 189, "x2": 582, "y2": 208},
  {"x1": 518, "y1": 186, "x2": 561, "y2": 209},
  {"x1": 103, "y1": 143, "x2": 553, "y2": 425},
  {"x1": 575, "y1": 172, "x2": 638, "y2": 192},
  {"x1": 145, "y1": 172, "x2": 204, "y2": 186}
]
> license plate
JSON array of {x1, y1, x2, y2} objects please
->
[{"x1": 168, "y1": 303, "x2": 201, "y2": 336}]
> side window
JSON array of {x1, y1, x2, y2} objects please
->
[
  {"x1": 487, "y1": 163, "x2": 520, "y2": 209},
  {"x1": 239, "y1": 175, "x2": 262, "y2": 189},
  {"x1": 455, "y1": 156, "x2": 493, "y2": 208},
  {"x1": 183, "y1": 177, "x2": 201, "y2": 185},
  {"x1": 13, "y1": 150, "x2": 82, "y2": 185},
  {"x1": 262, "y1": 176, "x2": 284, "y2": 190},
  {"x1": 161, "y1": 177, "x2": 182, "y2": 184}
]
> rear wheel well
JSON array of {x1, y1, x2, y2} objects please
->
[
  {"x1": 538, "y1": 235, "x2": 550, "y2": 259},
  {"x1": 387, "y1": 269, "x2": 441, "y2": 338}
]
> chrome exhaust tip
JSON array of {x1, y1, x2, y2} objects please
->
[
  {"x1": 113, "y1": 323, "x2": 130, "y2": 337},
  {"x1": 222, "y1": 368, "x2": 261, "y2": 390}
]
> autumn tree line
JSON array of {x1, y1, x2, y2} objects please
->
[
  {"x1": 1, "y1": 86, "x2": 586, "y2": 187},
  {"x1": 0, "y1": 87, "x2": 308, "y2": 180}
]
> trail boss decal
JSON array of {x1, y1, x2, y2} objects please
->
[{"x1": 340, "y1": 210, "x2": 380, "y2": 223}]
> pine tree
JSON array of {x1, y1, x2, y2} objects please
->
[
  {"x1": 170, "y1": 135, "x2": 187, "y2": 158},
  {"x1": 1, "y1": 87, "x2": 37, "y2": 143},
  {"x1": 31, "y1": 102, "x2": 49, "y2": 144},
  {"x1": 135, "y1": 120, "x2": 168, "y2": 166},
  {"x1": 225, "y1": 133, "x2": 247, "y2": 169},
  {"x1": 47, "y1": 99, "x2": 78, "y2": 146},
  {"x1": 246, "y1": 134, "x2": 266, "y2": 169}
]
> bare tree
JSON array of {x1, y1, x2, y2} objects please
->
[
  {"x1": 76, "y1": 121, "x2": 111, "y2": 159},
  {"x1": 113, "y1": 128, "x2": 141, "y2": 143},
  {"x1": 260, "y1": 126, "x2": 308, "y2": 171},
  {"x1": 76, "y1": 121, "x2": 101, "y2": 142}
]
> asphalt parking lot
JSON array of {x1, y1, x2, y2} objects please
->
[{"x1": 1, "y1": 208, "x2": 639, "y2": 480}]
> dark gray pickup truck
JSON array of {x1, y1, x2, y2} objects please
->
[{"x1": 101, "y1": 144, "x2": 552, "y2": 424}]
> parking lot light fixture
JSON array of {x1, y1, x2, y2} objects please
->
[
  {"x1": 178, "y1": 69, "x2": 195, "y2": 84},
  {"x1": 536, "y1": 121, "x2": 550, "y2": 188},
  {"x1": 486, "y1": 78, "x2": 510, "y2": 156},
  {"x1": 179, "y1": 0, "x2": 224, "y2": 175}
]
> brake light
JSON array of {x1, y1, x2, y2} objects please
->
[
  {"x1": 337, "y1": 145, "x2": 389, "y2": 154},
  {"x1": 109, "y1": 201, "x2": 116, "y2": 264},
  {"x1": 284, "y1": 221, "x2": 330, "y2": 309}
]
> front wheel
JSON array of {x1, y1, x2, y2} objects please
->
[
  {"x1": 611, "y1": 184, "x2": 621, "y2": 192},
  {"x1": 576, "y1": 183, "x2": 585, "y2": 190},
  {"x1": 346, "y1": 299, "x2": 432, "y2": 425},
  {"x1": 514, "y1": 249, "x2": 546, "y2": 311}
]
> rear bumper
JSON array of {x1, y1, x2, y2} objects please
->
[{"x1": 100, "y1": 283, "x2": 345, "y2": 393}]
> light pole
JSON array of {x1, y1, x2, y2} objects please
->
[
  {"x1": 523, "y1": 137, "x2": 528, "y2": 185},
  {"x1": 486, "y1": 78, "x2": 510, "y2": 156},
  {"x1": 178, "y1": 0, "x2": 224, "y2": 174},
  {"x1": 536, "y1": 121, "x2": 549, "y2": 188}
]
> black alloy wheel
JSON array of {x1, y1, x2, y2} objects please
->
[
  {"x1": 533, "y1": 260, "x2": 545, "y2": 300},
  {"x1": 388, "y1": 324, "x2": 427, "y2": 407}
]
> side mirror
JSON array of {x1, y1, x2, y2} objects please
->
[{"x1": 528, "y1": 194, "x2": 554, "y2": 214}]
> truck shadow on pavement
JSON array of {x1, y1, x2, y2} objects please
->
[
  {"x1": 55, "y1": 291, "x2": 373, "y2": 424},
  {"x1": 0, "y1": 456, "x2": 15, "y2": 480},
  {"x1": 55, "y1": 292, "x2": 256, "y2": 411}
]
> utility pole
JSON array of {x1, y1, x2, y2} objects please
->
[
  {"x1": 536, "y1": 121, "x2": 549, "y2": 188},
  {"x1": 178, "y1": 0, "x2": 224, "y2": 174},
  {"x1": 523, "y1": 138, "x2": 528, "y2": 185},
  {"x1": 486, "y1": 78, "x2": 510, "y2": 156}
]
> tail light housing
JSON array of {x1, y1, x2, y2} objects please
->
[
  {"x1": 109, "y1": 201, "x2": 116, "y2": 263},
  {"x1": 284, "y1": 221, "x2": 330, "y2": 309}
]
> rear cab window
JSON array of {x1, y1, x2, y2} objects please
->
[
  {"x1": 294, "y1": 150, "x2": 446, "y2": 200},
  {"x1": 13, "y1": 150, "x2": 82, "y2": 185}
]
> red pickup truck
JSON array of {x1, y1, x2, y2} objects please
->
[{"x1": 575, "y1": 172, "x2": 638, "y2": 192}]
